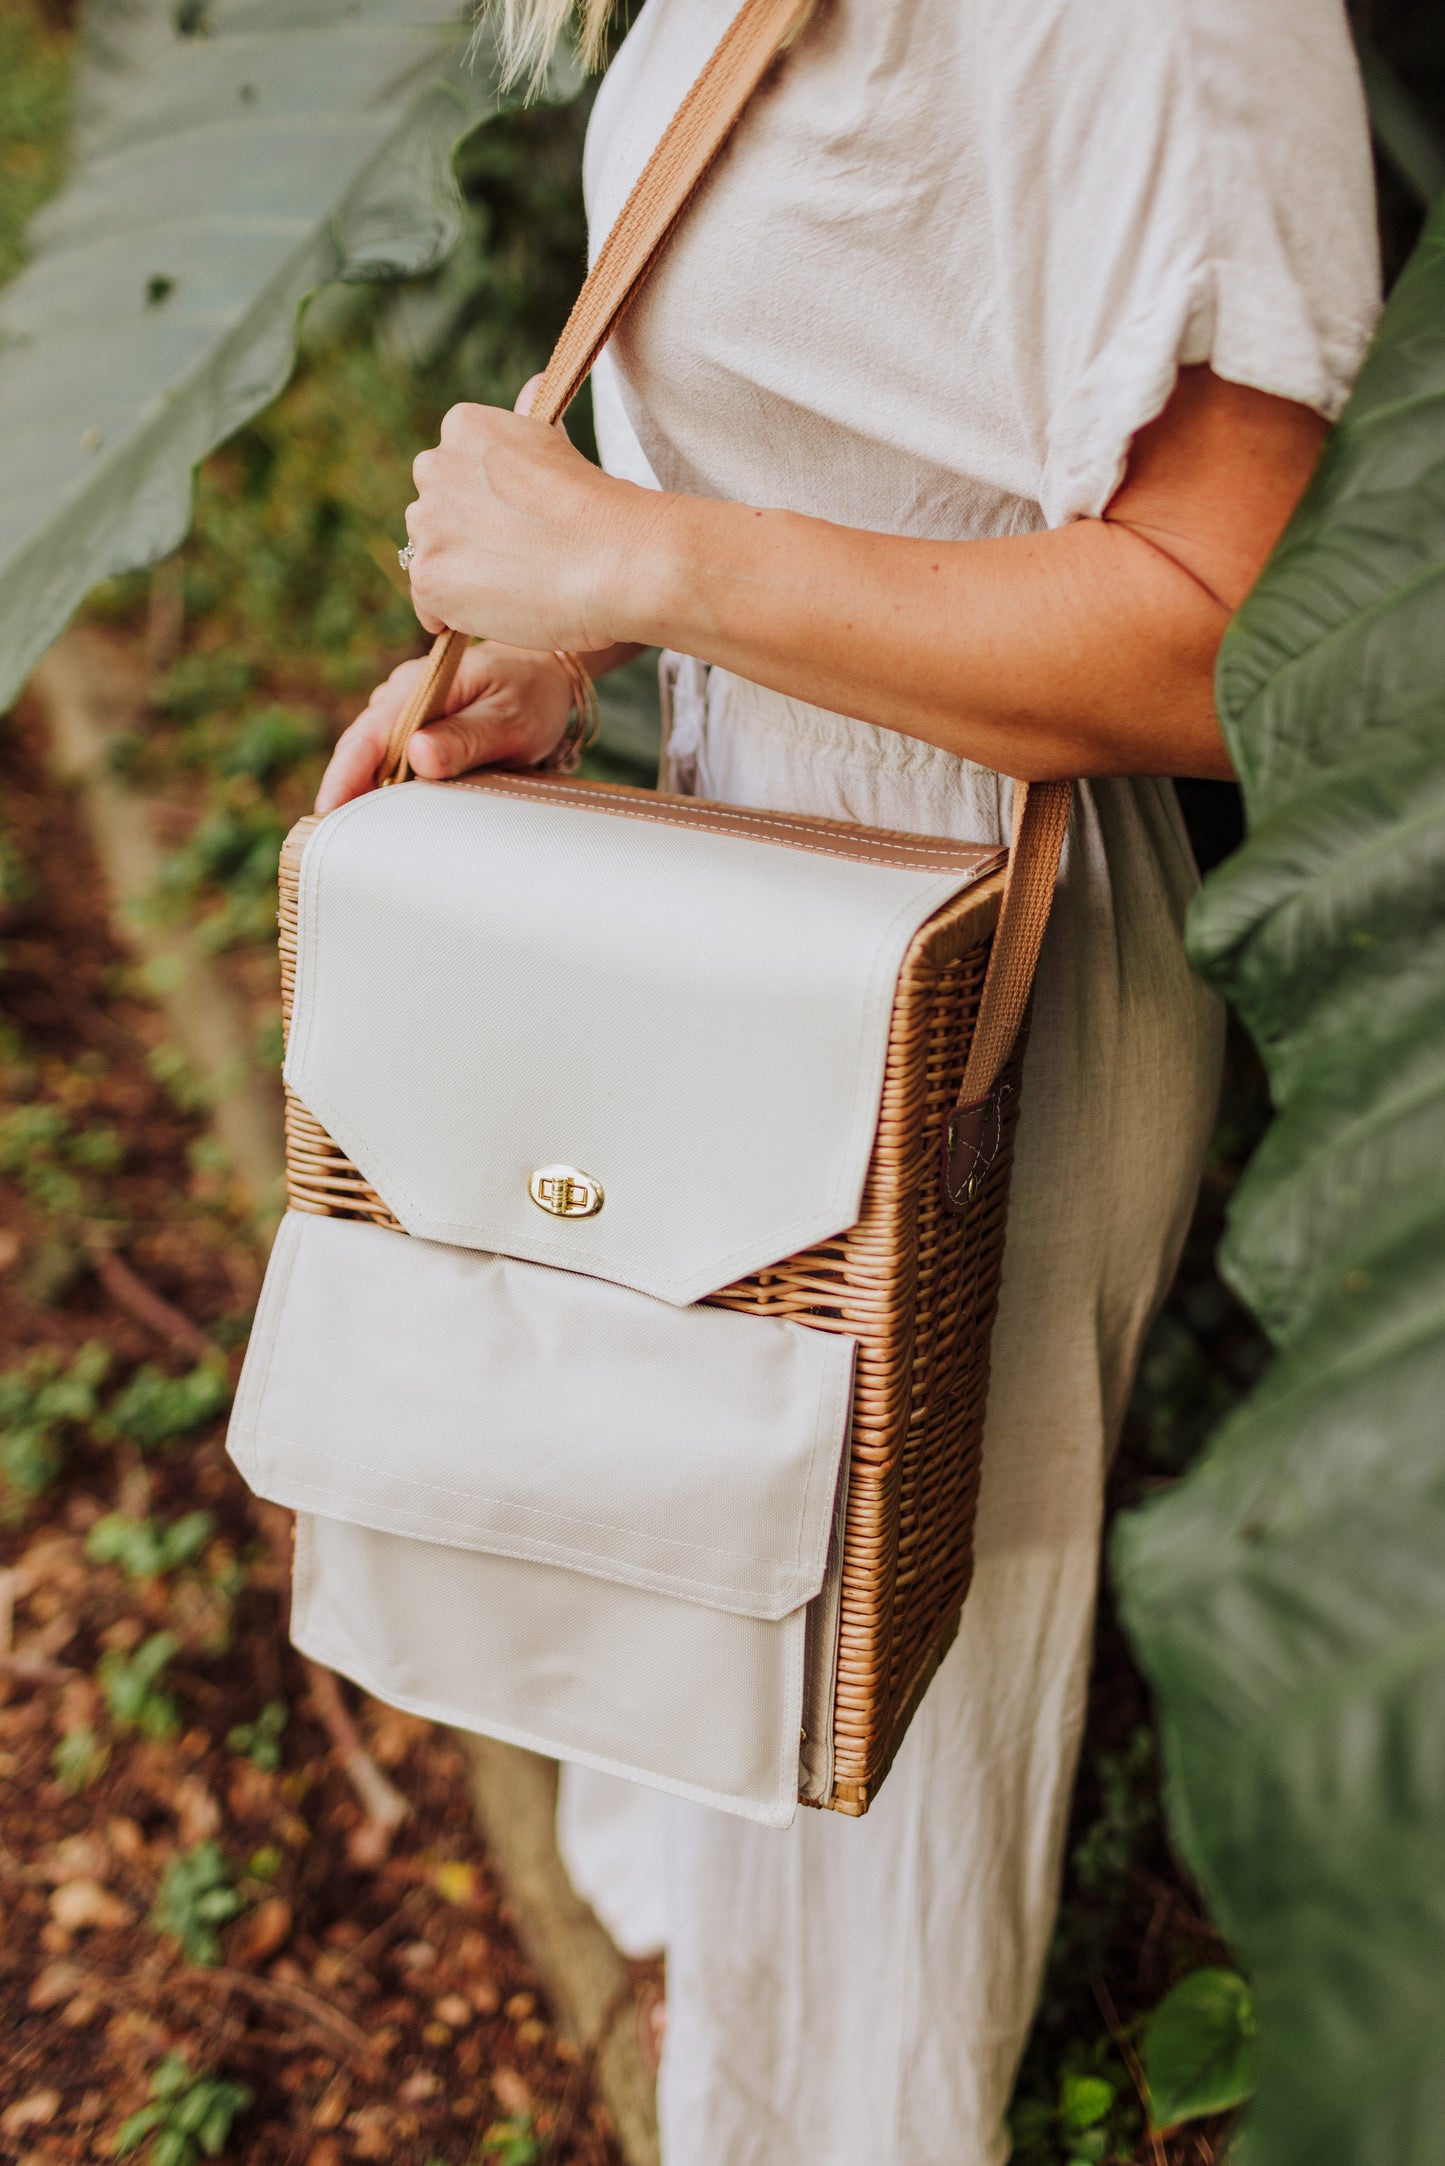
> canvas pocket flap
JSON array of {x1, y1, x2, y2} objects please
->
[
  {"x1": 283, "y1": 774, "x2": 1000, "y2": 1305},
  {"x1": 228, "y1": 1211, "x2": 855, "y2": 1622}
]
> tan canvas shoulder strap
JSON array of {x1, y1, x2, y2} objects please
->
[{"x1": 378, "y1": 0, "x2": 1072, "y2": 1150}]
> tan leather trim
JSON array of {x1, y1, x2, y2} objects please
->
[{"x1": 450, "y1": 770, "x2": 1008, "y2": 880}]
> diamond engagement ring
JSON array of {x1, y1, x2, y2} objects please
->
[{"x1": 397, "y1": 541, "x2": 415, "y2": 572}]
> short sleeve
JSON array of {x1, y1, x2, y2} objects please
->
[{"x1": 983, "y1": 0, "x2": 1383, "y2": 528}]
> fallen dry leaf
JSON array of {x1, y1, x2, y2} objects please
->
[
  {"x1": 231, "y1": 1895, "x2": 292, "y2": 1966},
  {"x1": 14, "y1": 1534, "x2": 85, "y2": 1601},
  {"x1": 172, "y1": 1774, "x2": 220, "y2": 1846},
  {"x1": 433, "y1": 1992, "x2": 473, "y2": 2029},
  {"x1": 105, "y1": 1815, "x2": 146, "y2": 1860},
  {"x1": 306, "y1": 2143, "x2": 342, "y2": 2166},
  {"x1": 56, "y1": 1676, "x2": 101, "y2": 1733},
  {"x1": 432, "y1": 1859, "x2": 478, "y2": 1907},
  {"x1": 0, "y1": 2090, "x2": 61, "y2": 2136},
  {"x1": 398, "y1": 2072, "x2": 440, "y2": 2104},
  {"x1": 61, "y1": 1989, "x2": 104, "y2": 2027},
  {"x1": 227, "y1": 1758, "x2": 277, "y2": 1819},
  {"x1": 344, "y1": 2107, "x2": 394, "y2": 2160},
  {"x1": 28, "y1": 1961, "x2": 86, "y2": 2012},
  {"x1": 365, "y1": 1705, "x2": 430, "y2": 1769},
  {"x1": 311, "y1": 2079, "x2": 350, "y2": 2132},
  {"x1": 43, "y1": 1832, "x2": 109, "y2": 1884},
  {"x1": 49, "y1": 1878, "x2": 132, "y2": 1932},
  {"x1": 491, "y1": 2067, "x2": 534, "y2": 2118}
]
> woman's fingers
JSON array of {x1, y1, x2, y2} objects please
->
[
  {"x1": 405, "y1": 703, "x2": 532, "y2": 780},
  {"x1": 313, "y1": 658, "x2": 428, "y2": 814},
  {"x1": 314, "y1": 645, "x2": 575, "y2": 813}
]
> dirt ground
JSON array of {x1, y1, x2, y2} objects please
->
[{"x1": 0, "y1": 697, "x2": 629, "y2": 2166}]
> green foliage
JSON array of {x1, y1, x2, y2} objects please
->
[
  {"x1": 0, "y1": 821, "x2": 35, "y2": 910},
  {"x1": 0, "y1": 0, "x2": 71, "y2": 292},
  {"x1": 1067, "y1": 1729, "x2": 1158, "y2": 1906},
  {"x1": 152, "y1": 1841, "x2": 244, "y2": 1966},
  {"x1": 1010, "y1": 2056, "x2": 1134, "y2": 2166},
  {"x1": 87, "y1": 1509, "x2": 215, "y2": 1579},
  {"x1": 1143, "y1": 1970, "x2": 1257, "y2": 2133},
  {"x1": 154, "y1": 792, "x2": 290, "y2": 951},
  {"x1": 108, "y1": 1361, "x2": 230, "y2": 1451},
  {"x1": 0, "y1": 0, "x2": 555, "y2": 714},
  {"x1": 0, "y1": 1102, "x2": 122, "y2": 1221},
  {"x1": 51, "y1": 1725, "x2": 110, "y2": 1794},
  {"x1": 0, "y1": 1340, "x2": 109, "y2": 1494},
  {"x1": 98, "y1": 1630, "x2": 182, "y2": 1739},
  {"x1": 226, "y1": 1701, "x2": 289, "y2": 1772},
  {"x1": 1115, "y1": 199, "x2": 1445, "y2": 2163},
  {"x1": 478, "y1": 2117, "x2": 543, "y2": 2166},
  {"x1": 116, "y1": 2053, "x2": 253, "y2": 2166}
]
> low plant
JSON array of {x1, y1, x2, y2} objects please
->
[
  {"x1": 152, "y1": 1841, "x2": 244, "y2": 1965},
  {"x1": 50, "y1": 1725, "x2": 110, "y2": 1795},
  {"x1": 87, "y1": 1509, "x2": 215, "y2": 1579},
  {"x1": 153, "y1": 791, "x2": 290, "y2": 953},
  {"x1": 478, "y1": 2117, "x2": 543, "y2": 2166},
  {"x1": 108, "y1": 1361, "x2": 230, "y2": 1451},
  {"x1": 0, "y1": 1102, "x2": 122, "y2": 1219},
  {"x1": 116, "y1": 2052, "x2": 253, "y2": 2166},
  {"x1": 97, "y1": 1630, "x2": 182, "y2": 1738},
  {"x1": 1142, "y1": 1968, "x2": 1257, "y2": 2135},
  {"x1": 225, "y1": 1700, "x2": 288, "y2": 1772},
  {"x1": 0, "y1": 1340, "x2": 109, "y2": 1494}
]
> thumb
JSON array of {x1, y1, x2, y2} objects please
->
[
  {"x1": 515, "y1": 373, "x2": 545, "y2": 417},
  {"x1": 406, "y1": 710, "x2": 516, "y2": 781}
]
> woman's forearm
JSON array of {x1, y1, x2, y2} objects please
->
[
  {"x1": 406, "y1": 368, "x2": 1323, "y2": 781},
  {"x1": 605, "y1": 493, "x2": 1234, "y2": 781}
]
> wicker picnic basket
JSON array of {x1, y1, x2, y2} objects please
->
[
  {"x1": 276, "y1": 769, "x2": 1067, "y2": 1815},
  {"x1": 267, "y1": 0, "x2": 1072, "y2": 1814}
]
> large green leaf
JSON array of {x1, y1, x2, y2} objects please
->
[
  {"x1": 0, "y1": 0, "x2": 546, "y2": 714},
  {"x1": 1115, "y1": 197, "x2": 1445, "y2": 2165}
]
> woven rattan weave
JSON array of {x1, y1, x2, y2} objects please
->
[{"x1": 278, "y1": 799, "x2": 1020, "y2": 1816}]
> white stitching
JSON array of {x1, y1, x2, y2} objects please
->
[{"x1": 450, "y1": 776, "x2": 1003, "y2": 874}]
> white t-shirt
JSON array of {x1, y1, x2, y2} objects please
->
[{"x1": 585, "y1": 0, "x2": 1380, "y2": 538}]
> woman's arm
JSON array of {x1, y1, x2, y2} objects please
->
[{"x1": 403, "y1": 365, "x2": 1325, "y2": 783}]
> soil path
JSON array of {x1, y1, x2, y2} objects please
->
[{"x1": 0, "y1": 689, "x2": 632, "y2": 2166}]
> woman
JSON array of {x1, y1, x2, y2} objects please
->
[{"x1": 317, "y1": 0, "x2": 1380, "y2": 2158}]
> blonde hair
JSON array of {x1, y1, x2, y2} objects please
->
[
  {"x1": 484, "y1": 0, "x2": 818, "y2": 94},
  {"x1": 483, "y1": 0, "x2": 616, "y2": 92}
]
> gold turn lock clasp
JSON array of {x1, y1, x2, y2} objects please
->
[{"x1": 529, "y1": 1165, "x2": 605, "y2": 1219}]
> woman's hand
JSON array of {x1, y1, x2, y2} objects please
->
[
  {"x1": 314, "y1": 641, "x2": 573, "y2": 815},
  {"x1": 404, "y1": 390, "x2": 651, "y2": 653}
]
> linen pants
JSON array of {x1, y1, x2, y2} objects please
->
[{"x1": 559, "y1": 665, "x2": 1222, "y2": 2166}]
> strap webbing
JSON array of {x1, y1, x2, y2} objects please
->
[{"x1": 381, "y1": 0, "x2": 1072, "y2": 1116}]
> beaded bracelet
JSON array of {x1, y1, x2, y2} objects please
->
[{"x1": 536, "y1": 650, "x2": 602, "y2": 774}]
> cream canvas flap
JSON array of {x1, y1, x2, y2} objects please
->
[
  {"x1": 283, "y1": 774, "x2": 1001, "y2": 1306},
  {"x1": 228, "y1": 1211, "x2": 856, "y2": 1825}
]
